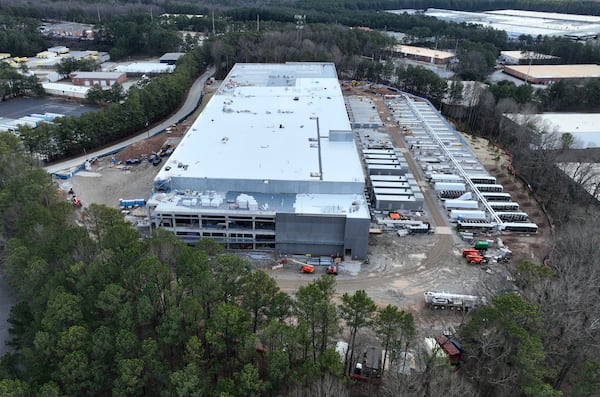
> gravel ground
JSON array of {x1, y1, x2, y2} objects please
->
[{"x1": 59, "y1": 159, "x2": 160, "y2": 209}]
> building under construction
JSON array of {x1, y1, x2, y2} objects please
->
[{"x1": 148, "y1": 62, "x2": 370, "y2": 259}]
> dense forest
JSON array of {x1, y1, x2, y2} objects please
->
[{"x1": 1, "y1": 119, "x2": 599, "y2": 397}]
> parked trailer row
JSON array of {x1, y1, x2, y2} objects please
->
[{"x1": 424, "y1": 291, "x2": 487, "y2": 311}]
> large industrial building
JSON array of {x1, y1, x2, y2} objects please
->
[
  {"x1": 412, "y1": 9, "x2": 600, "y2": 40},
  {"x1": 507, "y1": 113, "x2": 600, "y2": 148},
  {"x1": 148, "y1": 62, "x2": 370, "y2": 259}
]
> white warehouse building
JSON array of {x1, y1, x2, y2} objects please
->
[{"x1": 148, "y1": 62, "x2": 370, "y2": 259}]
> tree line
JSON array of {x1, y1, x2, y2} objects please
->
[
  {"x1": 0, "y1": 135, "x2": 417, "y2": 395},
  {"x1": 18, "y1": 46, "x2": 209, "y2": 161},
  {"x1": 0, "y1": 64, "x2": 44, "y2": 101}
]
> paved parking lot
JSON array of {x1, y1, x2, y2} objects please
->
[{"x1": 0, "y1": 97, "x2": 99, "y2": 119}]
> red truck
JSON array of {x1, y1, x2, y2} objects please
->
[
  {"x1": 435, "y1": 335, "x2": 461, "y2": 365},
  {"x1": 466, "y1": 254, "x2": 487, "y2": 265}
]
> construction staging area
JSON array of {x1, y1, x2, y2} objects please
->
[
  {"x1": 62, "y1": 67, "x2": 550, "y2": 336},
  {"x1": 144, "y1": 63, "x2": 536, "y2": 261}
]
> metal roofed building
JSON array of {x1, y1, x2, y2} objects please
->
[
  {"x1": 499, "y1": 51, "x2": 559, "y2": 65},
  {"x1": 418, "y1": 8, "x2": 600, "y2": 40},
  {"x1": 113, "y1": 62, "x2": 175, "y2": 75},
  {"x1": 160, "y1": 52, "x2": 185, "y2": 65},
  {"x1": 148, "y1": 62, "x2": 370, "y2": 259},
  {"x1": 503, "y1": 64, "x2": 600, "y2": 84},
  {"x1": 392, "y1": 45, "x2": 455, "y2": 65},
  {"x1": 69, "y1": 71, "x2": 127, "y2": 87}
]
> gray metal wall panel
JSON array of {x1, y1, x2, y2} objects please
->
[
  {"x1": 167, "y1": 177, "x2": 364, "y2": 195},
  {"x1": 344, "y1": 217, "x2": 369, "y2": 259},
  {"x1": 275, "y1": 213, "x2": 369, "y2": 259}
]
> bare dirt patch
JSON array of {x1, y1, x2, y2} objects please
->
[{"x1": 60, "y1": 158, "x2": 160, "y2": 209}]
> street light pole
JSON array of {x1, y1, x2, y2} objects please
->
[{"x1": 310, "y1": 116, "x2": 323, "y2": 180}]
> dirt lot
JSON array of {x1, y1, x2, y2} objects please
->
[{"x1": 57, "y1": 85, "x2": 552, "y2": 340}]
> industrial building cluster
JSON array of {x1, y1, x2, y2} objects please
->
[
  {"x1": 147, "y1": 62, "x2": 537, "y2": 259},
  {"x1": 410, "y1": 8, "x2": 600, "y2": 40}
]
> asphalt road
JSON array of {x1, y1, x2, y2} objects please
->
[
  {"x1": 0, "y1": 97, "x2": 100, "y2": 119},
  {"x1": 44, "y1": 66, "x2": 215, "y2": 174}
]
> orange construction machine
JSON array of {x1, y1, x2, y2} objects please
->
[{"x1": 280, "y1": 258, "x2": 315, "y2": 273}]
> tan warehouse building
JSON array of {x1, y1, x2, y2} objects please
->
[
  {"x1": 503, "y1": 64, "x2": 600, "y2": 84},
  {"x1": 393, "y1": 45, "x2": 455, "y2": 65}
]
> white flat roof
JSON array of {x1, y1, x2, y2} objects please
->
[
  {"x1": 155, "y1": 62, "x2": 364, "y2": 185},
  {"x1": 113, "y1": 62, "x2": 175, "y2": 74},
  {"x1": 421, "y1": 8, "x2": 600, "y2": 38},
  {"x1": 536, "y1": 113, "x2": 600, "y2": 148},
  {"x1": 42, "y1": 82, "x2": 90, "y2": 94}
]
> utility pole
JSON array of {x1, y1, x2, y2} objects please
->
[
  {"x1": 257, "y1": 14, "x2": 260, "y2": 32},
  {"x1": 295, "y1": 15, "x2": 305, "y2": 44},
  {"x1": 212, "y1": 11, "x2": 215, "y2": 35}
]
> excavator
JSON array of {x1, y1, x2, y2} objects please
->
[{"x1": 280, "y1": 257, "x2": 315, "y2": 273}]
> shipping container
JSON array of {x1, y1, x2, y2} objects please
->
[
  {"x1": 450, "y1": 210, "x2": 487, "y2": 221},
  {"x1": 443, "y1": 199, "x2": 479, "y2": 210},
  {"x1": 434, "y1": 182, "x2": 466, "y2": 192}
]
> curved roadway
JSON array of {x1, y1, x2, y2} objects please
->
[{"x1": 44, "y1": 66, "x2": 215, "y2": 174}]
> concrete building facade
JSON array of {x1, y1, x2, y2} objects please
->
[{"x1": 69, "y1": 71, "x2": 127, "y2": 87}]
